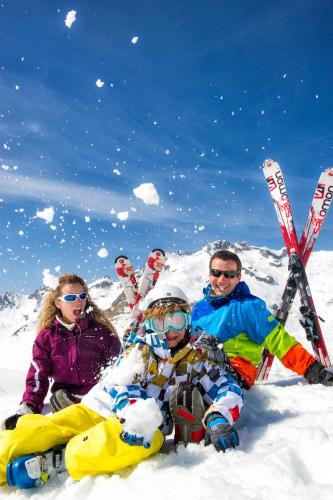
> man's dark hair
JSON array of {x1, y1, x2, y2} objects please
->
[{"x1": 209, "y1": 250, "x2": 242, "y2": 272}]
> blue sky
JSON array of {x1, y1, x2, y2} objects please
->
[{"x1": 1, "y1": 0, "x2": 333, "y2": 293}]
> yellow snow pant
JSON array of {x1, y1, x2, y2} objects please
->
[{"x1": 0, "y1": 403, "x2": 164, "y2": 484}]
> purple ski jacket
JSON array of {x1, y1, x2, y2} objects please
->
[{"x1": 22, "y1": 316, "x2": 121, "y2": 413}]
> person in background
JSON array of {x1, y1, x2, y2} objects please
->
[
  {"x1": 0, "y1": 285, "x2": 243, "y2": 490},
  {"x1": 1, "y1": 273, "x2": 121, "y2": 430},
  {"x1": 191, "y1": 250, "x2": 333, "y2": 389}
]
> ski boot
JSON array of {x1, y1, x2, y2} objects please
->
[
  {"x1": 6, "y1": 446, "x2": 66, "y2": 489},
  {"x1": 169, "y1": 382, "x2": 205, "y2": 445}
]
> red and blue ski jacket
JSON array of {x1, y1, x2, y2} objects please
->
[
  {"x1": 22, "y1": 316, "x2": 121, "y2": 413},
  {"x1": 191, "y1": 282, "x2": 316, "y2": 387}
]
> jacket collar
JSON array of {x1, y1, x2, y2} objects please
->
[
  {"x1": 55, "y1": 315, "x2": 76, "y2": 331},
  {"x1": 53, "y1": 315, "x2": 90, "y2": 332}
]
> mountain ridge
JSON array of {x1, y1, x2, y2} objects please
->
[{"x1": 0, "y1": 240, "x2": 332, "y2": 350}]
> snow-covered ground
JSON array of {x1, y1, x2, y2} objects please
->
[{"x1": 0, "y1": 242, "x2": 332, "y2": 499}]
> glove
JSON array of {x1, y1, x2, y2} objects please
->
[
  {"x1": 192, "y1": 331, "x2": 249, "y2": 389},
  {"x1": 304, "y1": 360, "x2": 333, "y2": 386},
  {"x1": 192, "y1": 331, "x2": 226, "y2": 365},
  {"x1": 118, "y1": 397, "x2": 162, "y2": 449},
  {"x1": 123, "y1": 320, "x2": 146, "y2": 347},
  {"x1": 122, "y1": 329, "x2": 131, "y2": 344},
  {"x1": 120, "y1": 429, "x2": 151, "y2": 448},
  {"x1": 204, "y1": 412, "x2": 239, "y2": 452},
  {"x1": 1, "y1": 403, "x2": 35, "y2": 431},
  {"x1": 49, "y1": 389, "x2": 81, "y2": 413},
  {"x1": 119, "y1": 419, "x2": 151, "y2": 449}
]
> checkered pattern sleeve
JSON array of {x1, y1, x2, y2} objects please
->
[{"x1": 194, "y1": 359, "x2": 244, "y2": 425}]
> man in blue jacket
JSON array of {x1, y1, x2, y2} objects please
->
[{"x1": 191, "y1": 249, "x2": 333, "y2": 389}]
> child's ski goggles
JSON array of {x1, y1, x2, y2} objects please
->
[
  {"x1": 57, "y1": 292, "x2": 88, "y2": 302},
  {"x1": 145, "y1": 311, "x2": 190, "y2": 335}
]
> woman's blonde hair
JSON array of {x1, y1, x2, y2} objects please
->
[{"x1": 37, "y1": 273, "x2": 118, "y2": 336}]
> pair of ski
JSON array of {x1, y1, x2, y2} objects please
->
[
  {"x1": 115, "y1": 249, "x2": 166, "y2": 328},
  {"x1": 257, "y1": 159, "x2": 333, "y2": 382}
]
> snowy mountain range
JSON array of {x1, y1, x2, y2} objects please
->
[
  {"x1": 1, "y1": 239, "x2": 331, "y2": 343},
  {"x1": 0, "y1": 240, "x2": 333, "y2": 499}
]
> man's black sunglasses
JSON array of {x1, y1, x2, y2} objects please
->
[{"x1": 209, "y1": 269, "x2": 239, "y2": 279}]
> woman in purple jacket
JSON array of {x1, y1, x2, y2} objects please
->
[{"x1": 1, "y1": 274, "x2": 121, "y2": 430}]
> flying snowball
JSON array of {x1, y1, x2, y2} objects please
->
[
  {"x1": 131, "y1": 36, "x2": 139, "y2": 44},
  {"x1": 65, "y1": 10, "x2": 77, "y2": 28},
  {"x1": 35, "y1": 207, "x2": 55, "y2": 224},
  {"x1": 117, "y1": 211, "x2": 129, "y2": 221},
  {"x1": 96, "y1": 79, "x2": 105, "y2": 88},
  {"x1": 97, "y1": 248, "x2": 109, "y2": 258},
  {"x1": 133, "y1": 183, "x2": 160, "y2": 205}
]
